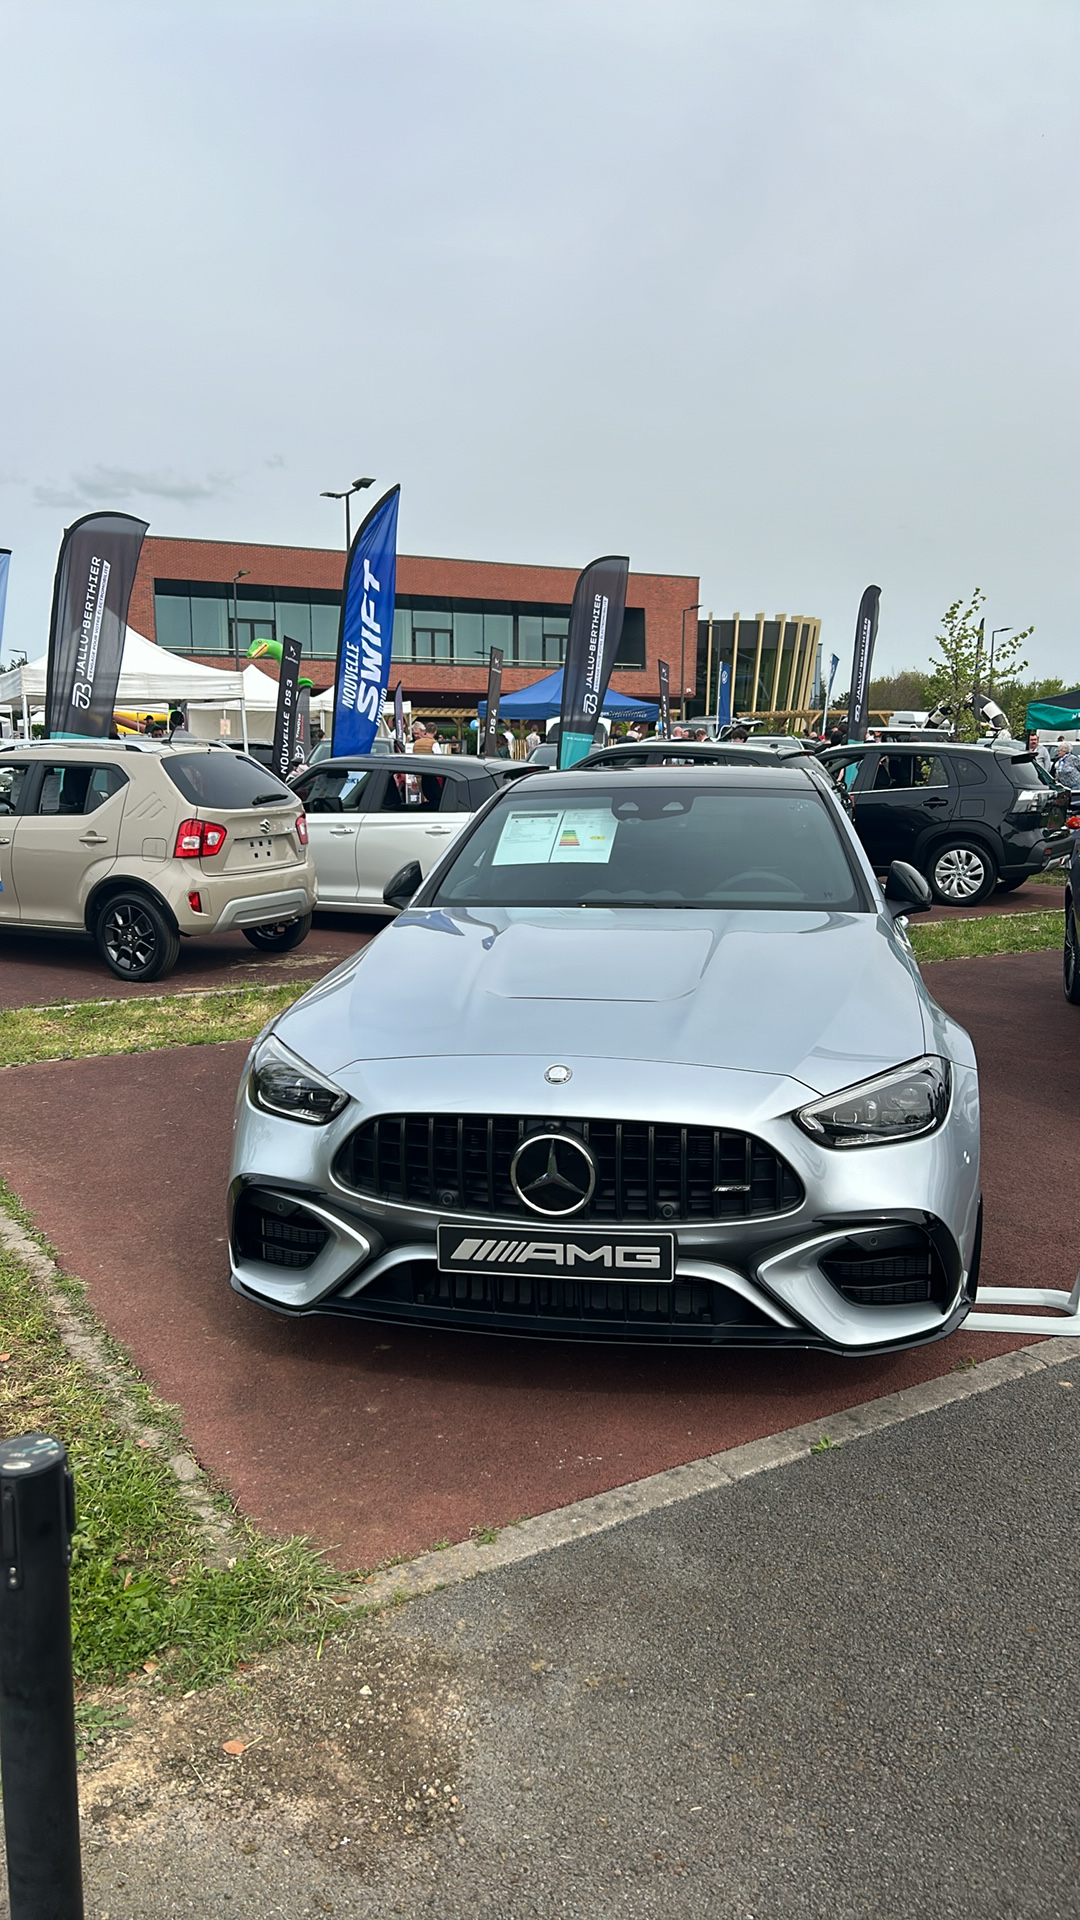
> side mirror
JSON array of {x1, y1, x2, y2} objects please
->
[
  {"x1": 884, "y1": 860, "x2": 932, "y2": 916},
  {"x1": 382, "y1": 859, "x2": 423, "y2": 912}
]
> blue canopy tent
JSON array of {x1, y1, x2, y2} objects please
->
[{"x1": 477, "y1": 667, "x2": 658, "y2": 723}]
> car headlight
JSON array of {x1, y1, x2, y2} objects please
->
[
  {"x1": 250, "y1": 1034, "x2": 349, "y2": 1125},
  {"x1": 794, "y1": 1056, "x2": 950, "y2": 1149}
]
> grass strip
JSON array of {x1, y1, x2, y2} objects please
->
[
  {"x1": 908, "y1": 909, "x2": 1061, "y2": 963},
  {"x1": 0, "y1": 983, "x2": 313, "y2": 1068},
  {"x1": 0, "y1": 1199, "x2": 360, "y2": 1687}
]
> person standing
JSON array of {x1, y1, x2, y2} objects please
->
[
  {"x1": 411, "y1": 722, "x2": 435, "y2": 754},
  {"x1": 1029, "y1": 732, "x2": 1051, "y2": 772},
  {"x1": 525, "y1": 727, "x2": 541, "y2": 755}
]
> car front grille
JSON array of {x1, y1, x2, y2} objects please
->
[
  {"x1": 347, "y1": 1261, "x2": 777, "y2": 1339},
  {"x1": 333, "y1": 1114, "x2": 804, "y2": 1224},
  {"x1": 233, "y1": 1191, "x2": 330, "y2": 1270},
  {"x1": 820, "y1": 1231, "x2": 951, "y2": 1307}
]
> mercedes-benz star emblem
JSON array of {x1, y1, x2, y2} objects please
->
[
  {"x1": 544, "y1": 1064, "x2": 572, "y2": 1085},
  {"x1": 510, "y1": 1132, "x2": 596, "y2": 1217}
]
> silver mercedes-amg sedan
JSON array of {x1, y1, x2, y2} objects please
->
[{"x1": 228, "y1": 766, "x2": 981, "y2": 1352}]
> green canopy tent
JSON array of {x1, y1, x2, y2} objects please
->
[{"x1": 1026, "y1": 691, "x2": 1080, "y2": 731}]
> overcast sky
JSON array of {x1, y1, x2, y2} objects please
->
[{"x1": 2, "y1": 0, "x2": 1077, "y2": 681}]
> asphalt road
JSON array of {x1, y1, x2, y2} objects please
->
[
  {"x1": 68, "y1": 1358, "x2": 1080, "y2": 1918},
  {"x1": 0, "y1": 950, "x2": 1069, "y2": 1568}
]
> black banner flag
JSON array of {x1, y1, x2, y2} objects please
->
[
  {"x1": 45, "y1": 512, "x2": 148, "y2": 738},
  {"x1": 845, "y1": 584, "x2": 881, "y2": 743},
  {"x1": 271, "y1": 635, "x2": 304, "y2": 781},
  {"x1": 482, "y1": 647, "x2": 504, "y2": 756},
  {"x1": 557, "y1": 555, "x2": 629, "y2": 769},
  {"x1": 658, "y1": 659, "x2": 672, "y2": 740}
]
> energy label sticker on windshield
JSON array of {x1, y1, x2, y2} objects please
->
[{"x1": 492, "y1": 808, "x2": 618, "y2": 866}]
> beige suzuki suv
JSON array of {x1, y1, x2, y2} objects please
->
[{"x1": 0, "y1": 741, "x2": 316, "y2": 982}]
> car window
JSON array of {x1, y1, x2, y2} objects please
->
[
  {"x1": 34, "y1": 763, "x2": 125, "y2": 817},
  {"x1": 293, "y1": 767, "x2": 370, "y2": 813},
  {"x1": 163, "y1": 752, "x2": 294, "y2": 810},
  {"x1": 952, "y1": 756, "x2": 988, "y2": 786},
  {"x1": 430, "y1": 784, "x2": 867, "y2": 912},
  {"x1": 824, "y1": 753, "x2": 863, "y2": 793},
  {"x1": 375, "y1": 771, "x2": 446, "y2": 814},
  {"x1": 438, "y1": 776, "x2": 473, "y2": 814},
  {"x1": 1003, "y1": 757, "x2": 1044, "y2": 788},
  {"x1": 0, "y1": 764, "x2": 30, "y2": 815},
  {"x1": 870, "y1": 753, "x2": 949, "y2": 791}
]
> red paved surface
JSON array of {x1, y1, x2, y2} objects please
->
[
  {"x1": 0, "y1": 950, "x2": 1067, "y2": 1569},
  {"x1": 0, "y1": 912, "x2": 378, "y2": 1008}
]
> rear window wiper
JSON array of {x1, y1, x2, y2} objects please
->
[{"x1": 250, "y1": 792, "x2": 290, "y2": 805}]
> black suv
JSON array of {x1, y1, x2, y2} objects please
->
[{"x1": 819, "y1": 742, "x2": 1068, "y2": 903}]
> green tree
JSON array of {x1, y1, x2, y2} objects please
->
[
  {"x1": 925, "y1": 589, "x2": 1032, "y2": 740},
  {"x1": 868, "y1": 668, "x2": 932, "y2": 715}
]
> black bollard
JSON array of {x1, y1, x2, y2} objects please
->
[{"x1": 0, "y1": 1435, "x2": 83, "y2": 1920}]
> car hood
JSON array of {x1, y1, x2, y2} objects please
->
[{"x1": 276, "y1": 906, "x2": 938, "y2": 1099}]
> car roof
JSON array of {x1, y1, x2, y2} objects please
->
[
  {"x1": 510, "y1": 763, "x2": 825, "y2": 799},
  {"x1": 2, "y1": 738, "x2": 226, "y2": 757},
  {"x1": 580, "y1": 740, "x2": 806, "y2": 764},
  {"x1": 820, "y1": 740, "x2": 1026, "y2": 757},
  {"x1": 294, "y1": 753, "x2": 510, "y2": 773}
]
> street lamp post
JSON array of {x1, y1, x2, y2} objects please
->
[
  {"x1": 989, "y1": 626, "x2": 1012, "y2": 693},
  {"x1": 679, "y1": 602, "x2": 702, "y2": 722},
  {"x1": 320, "y1": 477, "x2": 376, "y2": 550},
  {"x1": 231, "y1": 569, "x2": 250, "y2": 669}
]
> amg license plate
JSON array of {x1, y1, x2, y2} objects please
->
[{"x1": 436, "y1": 1225, "x2": 675, "y2": 1283}]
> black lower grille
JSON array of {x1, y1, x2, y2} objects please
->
[
  {"x1": 334, "y1": 1114, "x2": 803, "y2": 1224},
  {"x1": 352, "y1": 1261, "x2": 775, "y2": 1335},
  {"x1": 234, "y1": 1192, "x2": 330, "y2": 1270},
  {"x1": 821, "y1": 1229, "x2": 951, "y2": 1307}
]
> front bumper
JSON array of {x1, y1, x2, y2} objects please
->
[{"x1": 227, "y1": 1055, "x2": 981, "y2": 1353}]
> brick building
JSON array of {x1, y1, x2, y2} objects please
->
[{"x1": 129, "y1": 537, "x2": 701, "y2": 717}]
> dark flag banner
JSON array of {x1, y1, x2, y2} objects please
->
[
  {"x1": 482, "y1": 647, "x2": 504, "y2": 756},
  {"x1": 658, "y1": 659, "x2": 672, "y2": 739},
  {"x1": 45, "y1": 511, "x2": 148, "y2": 739},
  {"x1": 716, "y1": 660, "x2": 732, "y2": 731},
  {"x1": 332, "y1": 485, "x2": 400, "y2": 757},
  {"x1": 845, "y1": 584, "x2": 881, "y2": 743},
  {"x1": 393, "y1": 681, "x2": 406, "y2": 751},
  {"x1": 557, "y1": 554, "x2": 630, "y2": 769},
  {"x1": 271, "y1": 635, "x2": 304, "y2": 781}
]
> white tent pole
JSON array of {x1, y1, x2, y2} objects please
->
[
  {"x1": 241, "y1": 691, "x2": 249, "y2": 752},
  {"x1": 21, "y1": 691, "x2": 28, "y2": 740}
]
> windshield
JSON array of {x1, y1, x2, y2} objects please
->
[{"x1": 430, "y1": 783, "x2": 867, "y2": 910}]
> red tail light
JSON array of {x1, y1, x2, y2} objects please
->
[
  {"x1": 1068, "y1": 816, "x2": 1080, "y2": 830},
  {"x1": 173, "y1": 818, "x2": 228, "y2": 859},
  {"x1": 296, "y1": 811, "x2": 309, "y2": 846}
]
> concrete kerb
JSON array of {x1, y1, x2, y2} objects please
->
[
  {"x1": 0, "y1": 1208, "x2": 238, "y2": 1567},
  {"x1": 357, "y1": 1335, "x2": 1080, "y2": 1608}
]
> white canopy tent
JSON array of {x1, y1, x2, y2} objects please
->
[{"x1": 0, "y1": 628, "x2": 250, "y2": 742}]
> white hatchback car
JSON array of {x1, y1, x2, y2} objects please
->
[{"x1": 288, "y1": 755, "x2": 519, "y2": 913}]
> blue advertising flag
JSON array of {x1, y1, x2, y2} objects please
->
[
  {"x1": 332, "y1": 486, "x2": 400, "y2": 756},
  {"x1": 716, "y1": 659, "x2": 732, "y2": 730},
  {"x1": 0, "y1": 552, "x2": 9, "y2": 660}
]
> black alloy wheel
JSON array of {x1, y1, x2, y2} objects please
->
[
  {"x1": 242, "y1": 912, "x2": 313, "y2": 952},
  {"x1": 1063, "y1": 897, "x2": 1080, "y2": 1004},
  {"x1": 927, "y1": 839, "x2": 997, "y2": 906},
  {"x1": 96, "y1": 892, "x2": 180, "y2": 982}
]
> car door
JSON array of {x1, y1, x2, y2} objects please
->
[
  {"x1": 353, "y1": 767, "x2": 471, "y2": 906},
  {"x1": 8, "y1": 761, "x2": 128, "y2": 925},
  {"x1": 851, "y1": 751, "x2": 954, "y2": 869},
  {"x1": 290, "y1": 765, "x2": 373, "y2": 905},
  {"x1": 0, "y1": 760, "x2": 33, "y2": 923}
]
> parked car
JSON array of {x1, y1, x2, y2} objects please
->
[
  {"x1": 288, "y1": 754, "x2": 518, "y2": 914},
  {"x1": 0, "y1": 741, "x2": 314, "y2": 981},
  {"x1": 229, "y1": 762, "x2": 981, "y2": 1354},
  {"x1": 576, "y1": 738, "x2": 854, "y2": 813},
  {"x1": 819, "y1": 741, "x2": 1069, "y2": 904}
]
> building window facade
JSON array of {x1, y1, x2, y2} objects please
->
[{"x1": 154, "y1": 582, "x2": 647, "y2": 670}]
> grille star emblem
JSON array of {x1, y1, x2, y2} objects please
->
[{"x1": 510, "y1": 1132, "x2": 596, "y2": 1217}]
